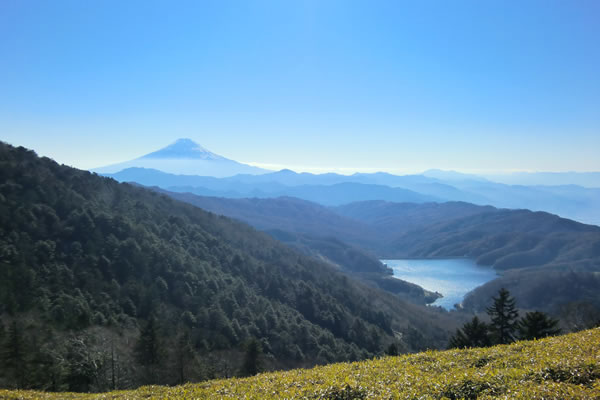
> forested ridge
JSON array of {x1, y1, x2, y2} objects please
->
[
  {"x1": 336, "y1": 201, "x2": 600, "y2": 312},
  {"x1": 0, "y1": 142, "x2": 456, "y2": 391},
  {"x1": 141, "y1": 193, "x2": 600, "y2": 312},
  {"x1": 159, "y1": 192, "x2": 440, "y2": 305}
]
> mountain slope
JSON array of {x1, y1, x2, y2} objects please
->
[
  {"x1": 334, "y1": 200, "x2": 495, "y2": 234},
  {"x1": 0, "y1": 142, "x2": 457, "y2": 391},
  {"x1": 159, "y1": 194, "x2": 380, "y2": 249},
  {"x1": 334, "y1": 200, "x2": 600, "y2": 312},
  {"x1": 93, "y1": 138, "x2": 269, "y2": 177},
  {"x1": 157, "y1": 195, "x2": 600, "y2": 312},
  {"x1": 156, "y1": 192, "x2": 440, "y2": 304},
  {"x1": 4, "y1": 328, "x2": 599, "y2": 399},
  {"x1": 449, "y1": 180, "x2": 600, "y2": 226},
  {"x1": 335, "y1": 201, "x2": 600, "y2": 264}
]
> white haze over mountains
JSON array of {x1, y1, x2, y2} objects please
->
[
  {"x1": 97, "y1": 139, "x2": 600, "y2": 226},
  {"x1": 424, "y1": 169, "x2": 600, "y2": 188},
  {"x1": 481, "y1": 172, "x2": 600, "y2": 188}
]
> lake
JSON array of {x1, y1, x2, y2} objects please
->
[{"x1": 382, "y1": 258, "x2": 497, "y2": 310}]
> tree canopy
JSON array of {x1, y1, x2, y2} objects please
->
[{"x1": 0, "y1": 142, "x2": 456, "y2": 391}]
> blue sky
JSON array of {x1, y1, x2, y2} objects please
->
[{"x1": 1, "y1": 0, "x2": 599, "y2": 173}]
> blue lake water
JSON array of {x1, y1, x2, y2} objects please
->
[{"x1": 382, "y1": 259, "x2": 498, "y2": 310}]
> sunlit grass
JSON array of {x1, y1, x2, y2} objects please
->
[{"x1": 2, "y1": 328, "x2": 599, "y2": 399}]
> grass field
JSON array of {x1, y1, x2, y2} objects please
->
[{"x1": 2, "y1": 328, "x2": 599, "y2": 399}]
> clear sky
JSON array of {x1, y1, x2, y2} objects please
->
[{"x1": 1, "y1": 0, "x2": 599, "y2": 173}]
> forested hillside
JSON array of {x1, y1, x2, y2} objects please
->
[
  {"x1": 158, "y1": 193, "x2": 440, "y2": 304},
  {"x1": 147, "y1": 193, "x2": 600, "y2": 314},
  {"x1": 336, "y1": 201, "x2": 600, "y2": 313},
  {"x1": 0, "y1": 143, "x2": 457, "y2": 391}
]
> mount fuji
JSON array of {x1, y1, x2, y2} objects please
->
[{"x1": 93, "y1": 138, "x2": 270, "y2": 177}]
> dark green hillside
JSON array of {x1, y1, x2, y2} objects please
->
[
  {"x1": 155, "y1": 194, "x2": 600, "y2": 311},
  {"x1": 0, "y1": 143, "x2": 457, "y2": 391},
  {"x1": 335, "y1": 200, "x2": 600, "y2": 313},
  {"x1": 265, "y1": 230, "x2": 440, "y2": 304},
  {"x1": 154, "y1": 193, "x2": 439, "y2": 304},
  {"x1": 462, "y1": 267, "x2": 600, "y2": 316},
  {"x1": 334, "y1": 200, "x2": 494, "y2": 235},
  {"x1": 335, "y1": 201, "x2": 600, "y2": 265},
  {"x1": 386, "y1": 209, "x2": 600, "y2": 265},
  {"x1": 158, "y1": 193, "x2": 380, "y2": 250}
]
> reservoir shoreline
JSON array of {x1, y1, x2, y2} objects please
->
[{"x1": 383, "y1": 258, "x2": 497, "y2": 310}]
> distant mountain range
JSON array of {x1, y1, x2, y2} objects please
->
[
  {"x1": 93, "y1": 138, "x2": 600, "y2": 313},
  {"x1": 103, "y1": 162, "x2": 600, "y2": 226},
  {"x1": 95, "y1": 139, "x2": 600, "y2": 226},
  {"x1": 93, "y1": 138, "x2": 269, "y2": 177}
]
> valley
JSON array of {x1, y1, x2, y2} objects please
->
[
  {"x1": 156, "y1": 186, "x2": 600, "y2": 314},
  {"x1": 2, "y1": 140, "x2": 600, "y2": 393},
  {"x1": 3, "y1": 2, "x2": 599, "y2": 396}
]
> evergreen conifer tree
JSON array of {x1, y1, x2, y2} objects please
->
[
  {"x1": 174, "y1": 329, "x2": 197, "y2": 384},
  {"x1": 135, "y1": 318, "x2": 163, "y2": 383},
  {"x1": 486, "y1": 288, "x2": 519, "y2": 345},
  {"x1": 448, "y1": 316, "x2": 491, "y2": 349},
  {"x1": 517, "y1": 311, "x2": 561, "y2": 340},
  {"x1": 241, "y1": 338, "x2": 262, "y2": 376},
  {"x1": 4, "y1": 321, "x2": 27, "y2": 388},
  {"x1": 386, "y1": 342, "x2": 400, "y2": 356}
]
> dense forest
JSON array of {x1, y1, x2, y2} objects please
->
[
  {"x1": 160, "y1": 192, "x2": 440, "y2": 304},
  {"x1": 0, "y1": 142, "x2": 457, "y2": 391},
  {"x1": 150, "y1": 193, "x2": 600, "y2": 312}
]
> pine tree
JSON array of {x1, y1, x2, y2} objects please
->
[
  {"x1": 448, "y1": 316, "x2": 491, "y2": 349},
  {"x1": 486, "y1": 288, "x2": 519, "y2": 345},
  {"x1": 174, "y1": 329, "x2": 197, "y2": 384},
  {"x1": 517, "y1": 311, "x2": 561, "y2": 340},
  {"x1": 241, "y1": 338, "x2": 262, "y2": 376},
  {"x1": 386, "y1": 342, "x2": 400, "y2": 356},
  {"x1": 4, "y1": 320, "x2": 27, "y2": 388},
  {"x1": 134, "y1": 318, "x2": 163, "y2": 384}
]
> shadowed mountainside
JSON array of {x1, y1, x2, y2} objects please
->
[
  {"x1": 0, "y1": 142, "x2": 459, "y2": 391},
  {"x1": 336, "y1": 201, "x2": 600, "y2": 312},
  {"x1": 153, "y1": 192, "x2": 600, "y2": 312},
  {"x1": 156, "y1": 192, "x2": 440, "y2": 305}
]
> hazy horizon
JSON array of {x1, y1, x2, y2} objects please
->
[
  {"x1": 4, "y1": 136, "x2": 600, "y2": 178},
  {"x1": 2, "y1": 1, "x2": 599, "y2": 174}
]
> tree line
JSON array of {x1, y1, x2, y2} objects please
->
[{"x1": 448, "y1": 288, "x2": 560, "y2": 349}]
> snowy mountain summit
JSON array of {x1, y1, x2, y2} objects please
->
[
  {"x1": 141, "y1": 138, "x2": 225, "y2": 161},
  {"x1": 93, "y1": 138, "x2": 270, "y2": 177}
]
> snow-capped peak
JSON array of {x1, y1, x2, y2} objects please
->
[{"x1": 140, "y1": 138, "x2": 225, "y2": 161}]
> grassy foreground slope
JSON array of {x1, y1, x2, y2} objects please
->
[{"x1": 3, "y1": 328, "x2": 599, "y2": 400}]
